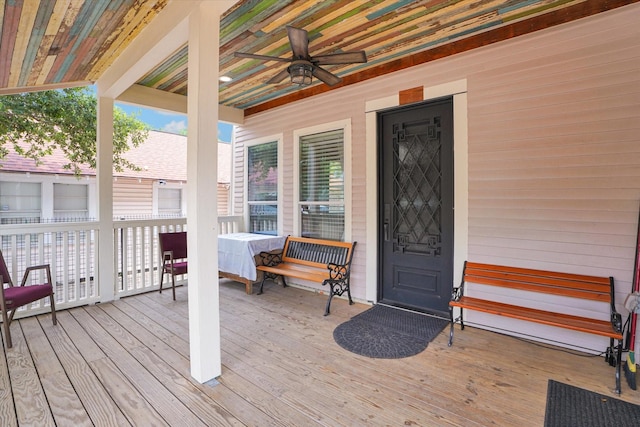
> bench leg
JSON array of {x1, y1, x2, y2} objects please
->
[
  {"x1": 258, "y1": 275, "x2": 267, "y2": 295},
  {"x1": 448, "y1": 307, "x2": 465, "y2": 346},
  {"x1": 323, "y1": 279, "x2": 351, "y2": 316},
  {"x1": 615, "y1": 338, "x2": 622, "y2": 394},
  {"x1": 448, "y1": 305, "x2": 455, "y2": 346},
  {"x1": 258, "y1": 273, "x2": 283, "y2": 295},
  {"x1": 324, "y1": 290, "x2": 334, "y2": 316}
]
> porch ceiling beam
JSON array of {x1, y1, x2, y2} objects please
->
[
  {"x1": 96, "y1": 1, "x2": 196, "y2": 99},
  {"x1": 0, "y1": 80, "x2": 93, "y2": 96},
  {"x1": 118, "y1": 84, "x2": 244, "y2": 125}
]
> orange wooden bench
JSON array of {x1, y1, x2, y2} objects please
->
[
  {"x1": 256, "y1": 236, "x2": 356, "y2": 316},
  {"x1": 449, "y1": 261, "x2": 624, "y2": 393}
]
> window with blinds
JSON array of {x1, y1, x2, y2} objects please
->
[
  {"x1": 248, "y1": 141, "x2": 278, "y2": 235},
  {"x1": 0, "y1": 181, "x2": 41, "y2": 224},
  {"x1": 54, "y1": 183, "x2": 89, "y2": 221},
  {"x1": 299, "y1": 129, "x2": 344, "y2": 241},
  {"x1": 158, "y1": 188, "x2": 182, "y2": 218}
]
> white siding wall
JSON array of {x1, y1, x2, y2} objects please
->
[{"x1": 234, "y1": 4, "x2": 640, "y2": 350}]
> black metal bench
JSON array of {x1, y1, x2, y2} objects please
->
[
  {"x1": 449, "y1": 261, "x2": 625, "y2": 393},
  {"x1": 256, "y1": 236, "x2": 357, "y2": 316}
]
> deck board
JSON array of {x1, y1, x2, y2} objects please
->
[
  {"x1": 37, "y1": 312, "x2": 131, "y2": 426},
  {"x1": 7, "y1": 323, "x2": 54, "y2": 426},
  {"x1": 3, "y1": 279, "x2": 640, "y2": 426},
  {"x1": 20, "y1": 317, "x2": 92, "y2": 426}
]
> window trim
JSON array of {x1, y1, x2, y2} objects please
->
[
  {"x1": 244, "y1": 134, "x2": 283, "y2": 235},
  {"x1": 0, "y1": 173, "x2": 97, "y2": 222},
  {"x1": 293, "y1": 119, "x2": 352, "y2": 241},
  {"x1": 152, "y1": 181, "x2": 186, "y2": 217}
]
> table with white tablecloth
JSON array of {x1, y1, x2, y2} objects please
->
[{"x1": 218, "y1": 232, "x2": 286, "y2": 294}]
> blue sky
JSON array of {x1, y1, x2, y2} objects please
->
[
  {"x1": 116, "y1": 103, "x2": 234, "y2": 142},
  {"x1": 86, "y1": 85, "x2": 233, "y2": 142}
]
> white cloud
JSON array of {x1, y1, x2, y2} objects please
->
[{"x1": 162, "y1": 120, "x2": 187, "y2": 134}]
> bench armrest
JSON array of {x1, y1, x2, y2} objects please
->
[
  {"x1": 451, "y1": 285, "x2": 464, "y2": 302},
  {"x1": 259, "y1": 250, "x2": 283, "y2": 267},
  {"x1": 611, "y1": 311, "x2": 623, "y2": 334},
  {"x1": 327, "y1": 263, "x2": 349, "y2": 280}
]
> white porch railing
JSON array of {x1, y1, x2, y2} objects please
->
[
  {"x1": 0, "y1": 222, "x2": 99, "y2": 318},
  {"x1": 2, "y1": 215, "x2": 245, "y2": 319},
  {"x1": 114, "y1": 218, "x2": 187, "y2": 298}
]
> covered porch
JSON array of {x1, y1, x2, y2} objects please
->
[{"x1": 3, "y1": 280, "x2": 639, "y2": 426}]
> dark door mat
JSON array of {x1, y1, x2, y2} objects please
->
[
  {"x1": 545, "y1": 379, "x2": 640, "y2": 427},
  {"x1": 333, "y1": 304, "x2": 448, "y2": 359}
]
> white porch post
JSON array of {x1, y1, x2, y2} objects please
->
[
  {"x1": 96, "y1": 96, "x2": 116, "y2": 302},
  {"x1": 186, "y1": 2, "x2": 222, "y2": 382}
]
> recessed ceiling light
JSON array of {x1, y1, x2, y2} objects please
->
[{"x1": 219, "y1": 76, "x2": 232, "y2": 82}]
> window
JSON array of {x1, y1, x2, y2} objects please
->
[
  {"x1": 0, "y1": 181, "x2": 41, "y2": 224},
  {"x1": 298, "y1": 128, "x2": 345, "y2": 241},
  {"x1": 54, "y1": 183, "x2": 89, "y2": 221},
  {"x1": 158, "y1": 187, "x2": 182, "y2": 218},
  {"x1": 247, "y1": 141, "x2": 278, "y2": 235}
]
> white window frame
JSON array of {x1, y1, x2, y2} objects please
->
[
  {"x1": 244, "y1": 134, "x2": 283, "y2": 235},
  {"x1": 152, "y1": 181, "x2": 186, "y2": 217},
  {"x1": 0, "y1": 172, "x2": 97, "y2": 222},
  {"x1": 293, "y1": 119, "x2": 352, "y2": 241},
  {"x1": 53, "y1": 182, "x2": 90, "y2": 220}
]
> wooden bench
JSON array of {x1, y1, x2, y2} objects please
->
[
  {"x1": 256, "y1": 236, "x2": 357, "y2": 316},
  {"x1": 449, "y1": 261, "x2": 624, "y2": 394}
]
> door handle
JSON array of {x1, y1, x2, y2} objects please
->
[{"x1": 384, "y1": 204, "x2": 391, "y2": 241}]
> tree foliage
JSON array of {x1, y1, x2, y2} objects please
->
[{"x1": 0, "y1": 87, "x2": 149, "y2": 175}]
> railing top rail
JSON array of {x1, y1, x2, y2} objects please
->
[
  {"x1": 0, "y1": 221, "x2": 100, "y2": 235},
  {"x1": 113, "y1": 218, "x2": 187, "y2": 229}
]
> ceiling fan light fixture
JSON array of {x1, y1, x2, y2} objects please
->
[{"x1": 289, "y1": 61, "x2": 313, "y2": 86}]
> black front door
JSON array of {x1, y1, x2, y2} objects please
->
[{"x1": 378, "y1": 98, "x2": 454, "y2": 317}]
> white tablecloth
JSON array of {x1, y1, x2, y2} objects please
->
[{"x1": 218, "y1": 233, "x2": 286, "y2": 281}]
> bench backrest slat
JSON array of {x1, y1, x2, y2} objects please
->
[
  {"x1": 282, "y1": 236, "x2": 355, "y2": 269},
  {"x1": 464, "y1": 262, "x2": 613, "y2": 303}
]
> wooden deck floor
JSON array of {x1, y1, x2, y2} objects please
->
[{"x1": 2, "y1": 279, "x2": 639, "y2": 426}]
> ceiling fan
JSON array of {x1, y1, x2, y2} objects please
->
[{"x1": 234, "y1": 26, "x2": 367, "y2": 87}]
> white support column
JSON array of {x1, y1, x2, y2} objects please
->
[
  {"x1": 186, "y1": 2, "x2": 222, "y2": 383},
  {"x1": 96, "y1": 96, "x2": 116, "y2": 302}
]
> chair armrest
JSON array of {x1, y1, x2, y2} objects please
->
[
  {"x1": 451, "y1": 285, "x2": 463, "y2": 302},
  {"x1": 163, "y1": 250, "x2": 174, "y2": 261},
  {"x1": 20, "y1": 264, "x2": 52, "y2": 287}
]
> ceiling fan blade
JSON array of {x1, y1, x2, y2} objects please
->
[
  {"x1": 313, "y1": 51, "x2": 367, "y2": 65},
  {"x1": 234, "y1": 52, "x2": 290, "y2": 63},
  {"x1": 312, "y1": 66, "x2": 341, "y2": 86},
  {"x1": 287, "y1": 26, "x2": 309, "y2": 59},
  {"x1": 266, "y1": 67, "x2": 291, "y2": 84}
]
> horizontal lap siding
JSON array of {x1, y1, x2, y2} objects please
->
[
  {"x1": 113, "y1": 178, "x2": 153, "y2": 218},
  {"x1": 234, "y1": 4, "x2": 640, "y2": 349},
  {"x1": 465, "y1": 6, "x2": 640, "y2": 350}
]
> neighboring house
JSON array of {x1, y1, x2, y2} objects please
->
[{"x1": 0, "y1": 130, "x2": 232, "y2": 223}]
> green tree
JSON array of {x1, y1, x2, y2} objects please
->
[{"x1": 0, "y1": 87, "x2": 148, "y2": 175}]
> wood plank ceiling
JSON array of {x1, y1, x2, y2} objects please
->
[{"x1": 0, "y1": 0, "x2": 637, "y2": 116}]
